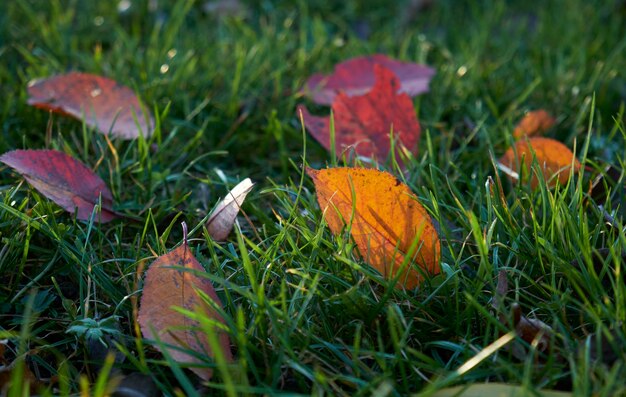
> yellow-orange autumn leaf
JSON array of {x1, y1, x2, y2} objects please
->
[
  {"x1": 512, "y1": 110, "x2": 555, "y2": 139},
  {"x1": 498, "y1": 137, "x2": 580, "y2": 189},
  {"x1": 138, "y1": 232, "x2": 233, "y2": 380},
  {"x1": 307, "y1": 167, "x2": 440, "y2": 289}
]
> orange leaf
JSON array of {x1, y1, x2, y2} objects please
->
[
  {"x1": 512, "y1": 110, "x2": 555, "y2": 139},
  {"x1": 498, "y1": 137, "x2": 580, "y2": 189},
  {"x1": 138, "y1": 236, "x2": 233, "y2": 380},
  {"x1": 307, "y1": 167, "x2": 440, "y2": 289}
]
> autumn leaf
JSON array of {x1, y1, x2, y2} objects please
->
[
  {"x1": 498, "y1": 137, "x2": 581, "y2": 189},
  {"x1": 138, "y1": 225, "x2": 233, "y2": 381},
  {"x1": 513, "y1": 109, "x2": 556, "y2": 139},
  {"x1": 206, "y1": 178, "x2": 254, "y2": 241},
  {"x1": 307, "y1": 167, "x2": 440, "y2": 289},
  {"x1": 304, "y1": 54, "x2": 435, "y2": 105},
  {"x1": 27, "y1": 72, "x2": 154, "y2": 139},
  {"x1": 299, "y1": 65, "x2": 421, "y2": 165},
  {"x1": 491, "y1": 270, "x2": 553, "y2": 361},
  {"x1": 0, "y1": 149, "x2": 118, "y2": 222}
]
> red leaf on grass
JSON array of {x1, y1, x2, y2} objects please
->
[
  {"x1": 138, "y1": 226, "x2": 233, "y2": 380},
  {"x1": 27, "y1": 72, "x2": 154, "y2": 139},
  {"x1": 304, "y1": 54, "x2": 435, "y2": 105},
  {"x1": 299, "y1": 65, "x2": 421, "y2": 164},
  {"x1": 0, "y1": 149, "x2": 118, "y2": 222}
]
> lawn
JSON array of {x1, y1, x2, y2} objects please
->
[{"x1": 1, "y1": 0, "x2": 626, "y2": 395}]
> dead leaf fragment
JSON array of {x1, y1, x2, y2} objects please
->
[
  {"x1": 492, "y1": 270, "x2": 553, "y2": 361},
  {"x1": 498, "y1": 137, "x2": 580, "y2": 189},
  {"x1": 0, "y1": 149, "x2": 118, "y2": 222},
  {"x1": 138, "y1": 233, "x2": 233, "y2": 380},
  {"x1": 307, "y1": 167, "x2": 440, "y2": 289},
  {"x1": 513, "y1": 109, "x2": 556, "y2": 139},
  {"x1": 304, "y1": 54, "x2": 435, "y2": 105},
  {"x1": 27, "y1": 72, "x2": 154, "y2": 139},
  {"x1": 299, "y1": 65, "x2": 421, "y2": 165},
  {"x1": 206, "y1": 178, "x2": 254, "y2": 241}
]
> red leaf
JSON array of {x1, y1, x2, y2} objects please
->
[
  {"x1": 27, "y1": 72, "x2": 154, "y2": 140},
  {"x1": 304, "y1": 54, "x2": 435, "y2": 105},
  {"x1": 138, "y1": 237, "x2": 233, "y2": 380},
  {"x1": 298, "y1": 65, "x2": 421, "y2": 163},
  {"x1": 0, "y1": 149, "x2": 117, "y2": 222}
]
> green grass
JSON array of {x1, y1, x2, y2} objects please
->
[{"x1": 1, "y1": 0, "x2": 626, "y2": 395}]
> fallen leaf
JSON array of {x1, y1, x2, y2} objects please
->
[
  {"x1": 0, "y1": 341, "x2": 47, "y2": 395},
  {"x1": 498, "y1": 137, "x2": 581, "y2": 189},
  {"x1": 513, "y1": 109, "x2": 556, "y2": 139},
  {"x1": 138, "y1": 224, "x2": 233, "y2": 381},
  {"x1": 206, "y1": 178, "x2": 254, "y2": 241},
  {"x1": 0, "y1": 149, "x2": 118, "y2": 222},
  {"x1": 27, "y1": 72, "x2": 154, "y2": 139},
  {"x1": 304, "y1": 54, "x2": 435, "y2": 105},
  {"x1": 588, "y1": 164, "x2": 624, "y2": 207},
  {"x1": 491, "y1": 270, "x2": 553, "y2": 361},
  {"x1": 583, "y1": 328, "x2": 626, "y2": 367},
  {"x1": 307, "y1": 167, "x2": 440, "y2": 289},
  {"x1": 112, "y1": 372, "x2": 159, "y2": 397},
  {"x1": 431, "y1": 383, "x2": 572, "y2": 397},
  {"x1": 299, "y1": 65, "x2": 421, "y2": 164}
]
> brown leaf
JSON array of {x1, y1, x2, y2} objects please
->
[
  {"x1": 491, "y1": 271, "x2": 553, "y2": 361},
  {"x1": 513, "y1": 110, "x2": 556, "y2": 139},
  {"x1": 206, "y1": 178, "x2": 253, "y2": 241},
  {"x1": 299, "y1": 65, "x2": 421, "y2": 165},
  {"x1": 304, "y1": 54, "x2": 435, "y2": 105},
  {"x1": 0, "y1": 149, "x2": 118, "y2": 222},
  {"x1": 138, "y1": 232, "x2": 233, "y2": 380},
  {"x1": 307, "y1": 167, "x2": 440, "y2": 289},
  {"x1": 27, "y1": 72, "x2": 154, "y2": 139},
  {"x1": 498, "y1": 137, "x2": 581, "y2": 189}
]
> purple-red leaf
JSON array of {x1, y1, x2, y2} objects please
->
[
  {"x1": 0, "y1": 149, "x2": 117, "y2": 222},
  {"x1": 27, "y1": 72, "x2": 154, "y2": 139},
  {"x1": 298, "y1": 65, "x2": 421, "y2": 164},
  {"x1": 304, "y1": 54, "x2": 435, "y2": 105}
]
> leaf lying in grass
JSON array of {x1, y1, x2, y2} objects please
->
[
  {"x1": 206, "y1": 178, "x2": 254, "y2": 241},
  {"x1": 513, "y1": 109, "x2": 555, "y2": 139},
  {"x1": 0, "y1": 149, "x2": 118, "y2": 222},
  {"x1": 299, "y1": 65, "x2": 421, "y2": 165},
  {"x1": 492, "y1": 270, "x2": 553, "y2": 361},
  {"x1": 27, "y1": 72, "x2": 154, "y2": 139},
  {"x1": 431, "y1": 383, "x2": 572, "y2": 397},
  {"x1": 588, "y1": 164, "x2": 624, "y2": 207},
  {"x1": 307, "y1": 167, "x2": 440, "y2": 289},
  {"x1": 498, "y1": 137, "x2": 580, "y2": 189},
  {"x1": 304, "y1": 54, "x2": 435, "y2": 105},
  {"x1": 138, "y1": 226, "x2": 233, "y2": 381}
]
